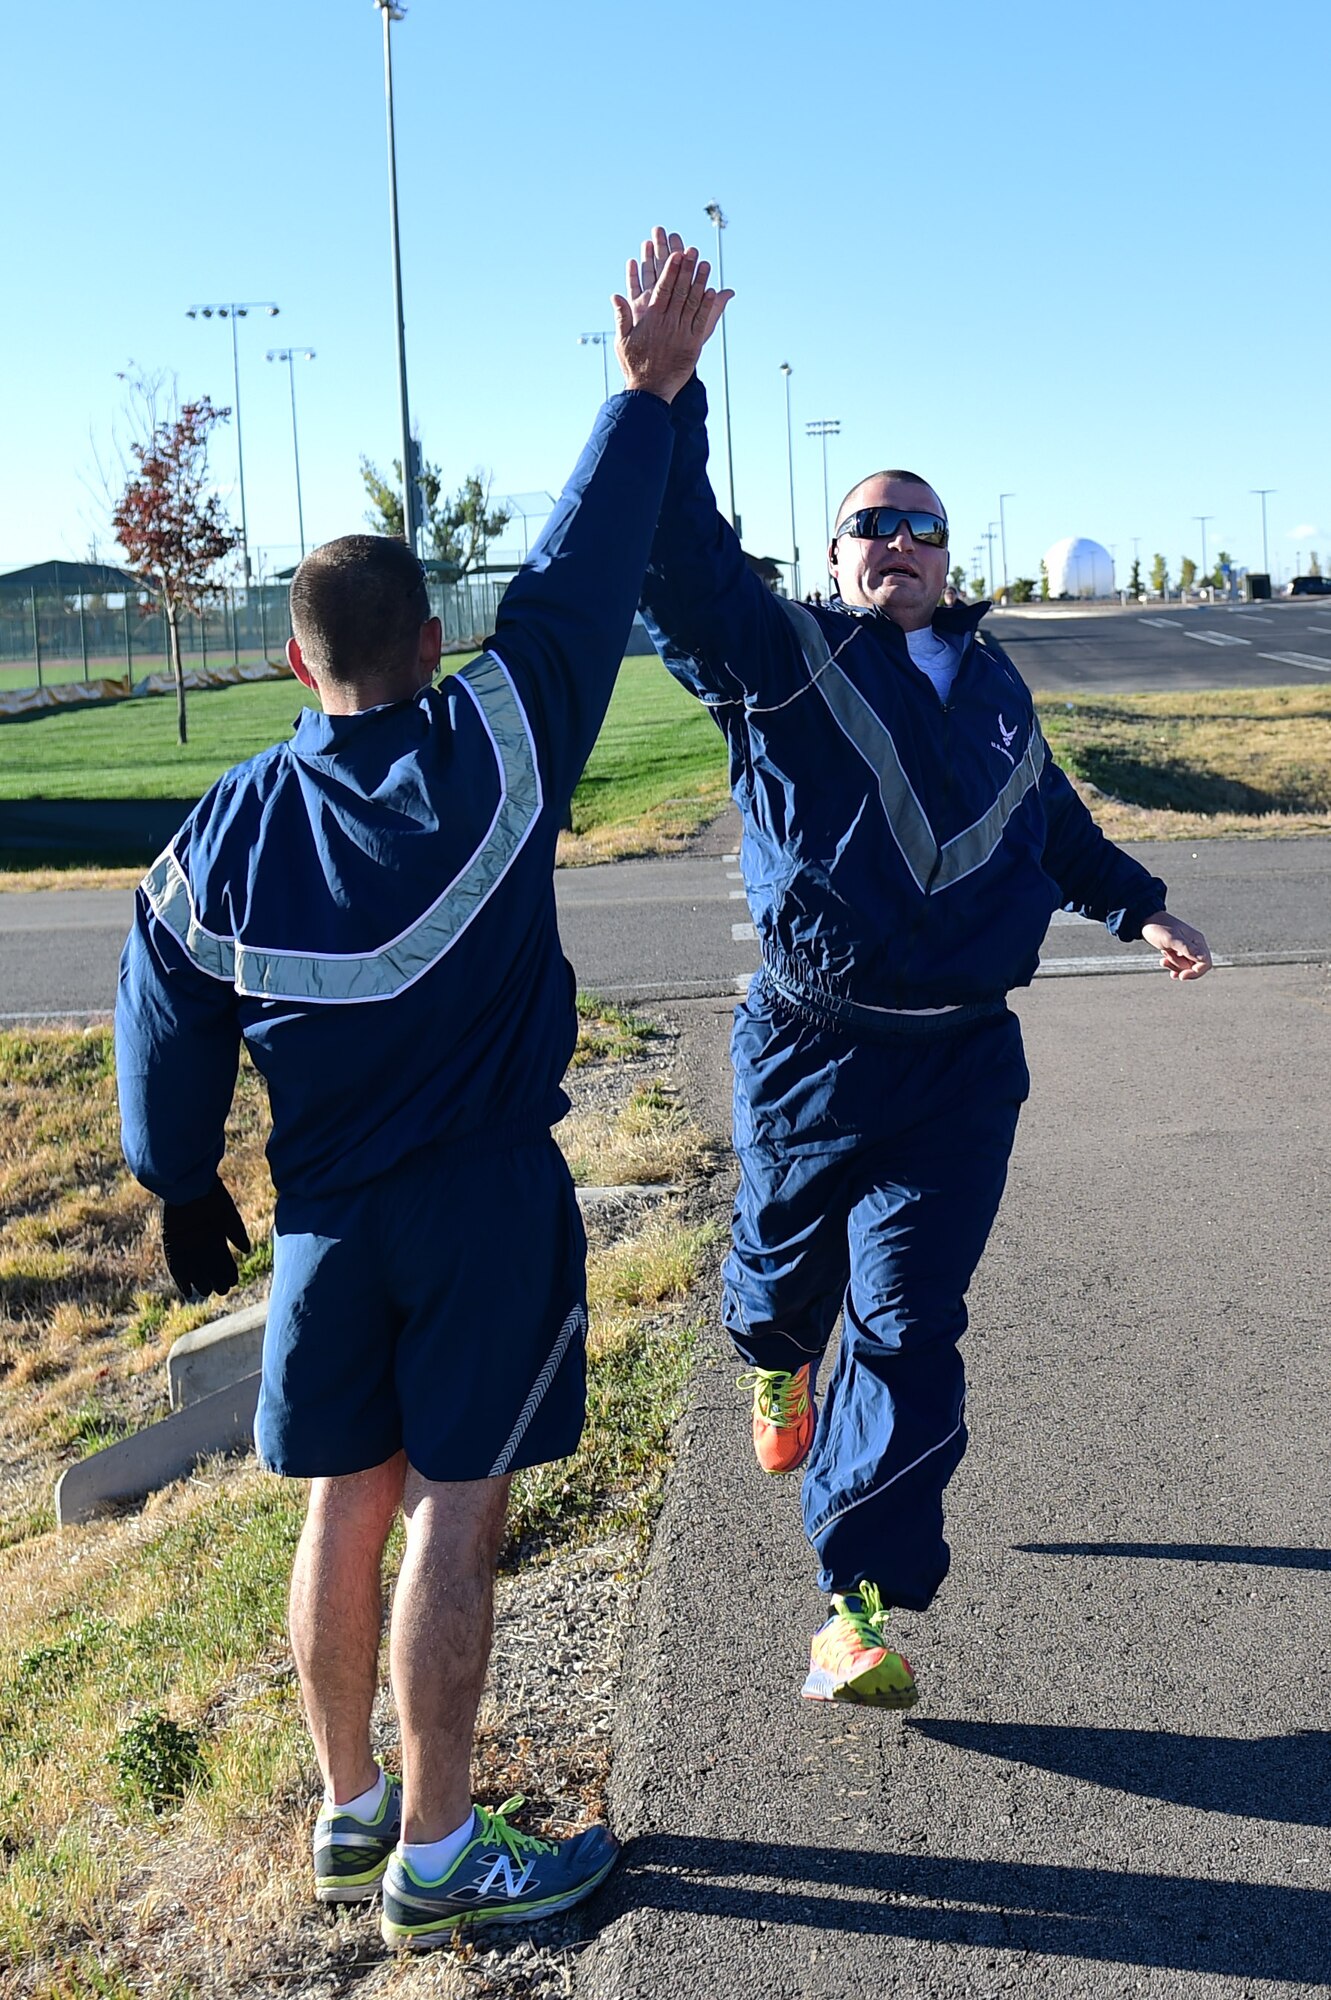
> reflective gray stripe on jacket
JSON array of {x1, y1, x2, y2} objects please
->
[
  {"x1": 778, "y1": 600, "x2": 1046, "y2": 894},
  {"x1": 140, "y1": 649, "x2": 543, "y2": 1004}
]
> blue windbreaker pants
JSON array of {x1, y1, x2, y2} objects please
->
[{"x1": 726, "y1": 977, "x2": 1030, "y2": 1607}]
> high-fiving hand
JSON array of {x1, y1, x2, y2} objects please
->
[{"x1": 612, "y1": 225, "x2": 733, "y2": 406}]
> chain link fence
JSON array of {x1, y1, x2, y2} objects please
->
[{"x1": 0, "y1": 571, "x2": 510, "y2": 695}]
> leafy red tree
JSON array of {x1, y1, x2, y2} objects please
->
[{"x1": 111, "y1": 398, "x2": 239, "y2": 744}]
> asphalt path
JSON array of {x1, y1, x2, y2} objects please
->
[
  {"x1": 577, "y1": 961, "x2": 1331, "y2": 1997},
  {"x1": 4, "y1": 835, "x2": 1331, "y2": 1021},
  {"x1": 993, "y1": 598, "x2": 1331, "y2": 693}
]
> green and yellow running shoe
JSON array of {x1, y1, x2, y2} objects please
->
[
  {"x1": 380, "y1": 1796, "x2": 618, "y2": 1947},
  {"x1": 738, "y1": 1363, "x2": 815, "y2": 1475},
  {"x1": 313, "y1": 1774, "x2": 402, "y2": 1902},
  {"x1": 801, "y1": 1583, "x2": 918, "y2": 1708}
]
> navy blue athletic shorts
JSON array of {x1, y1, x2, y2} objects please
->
[{"x1": 255, "y1": 1135, "x2": 587, "y2": 1482}]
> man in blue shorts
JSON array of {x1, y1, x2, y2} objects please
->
[
  {"x1": 624, "y1": 226, "x2": 1213, "y2": 1713},
  {"x1": 115, "y1": 248, "x2": 729, "y2": 1946}
]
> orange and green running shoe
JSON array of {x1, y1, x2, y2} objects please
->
[
  {"x1": 738, "y1": 1363, "x2": 815, "y2": 1475},
  {"x1": 801, "y1": 1582, "x2": 918, "y2": 1708}
]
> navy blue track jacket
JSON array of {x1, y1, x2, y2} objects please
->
[
  {"x1": 116, "y1": 391, "x2": 674, "y2": 1206},
  {"x1": 640, "y1": 377, "x2": 1167, "y2": 1011}
]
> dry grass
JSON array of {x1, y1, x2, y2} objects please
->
[
  {"x1": 0, "y1": 866, "x2": 143, "y2": 893},
  {"x1": 560, "y1": 1076, "x2": 714, "y2": 1189},
  {"x1": 1036, "y1": 685, "x2": 1331, "y2": 838},
  {"x1": 0, "y1": 1010, "x2": 717, "y2": 1995}
]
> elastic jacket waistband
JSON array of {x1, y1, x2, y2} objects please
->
[{"x1": 757, "y1": 965, "x2": 1007, "y2": 1041}]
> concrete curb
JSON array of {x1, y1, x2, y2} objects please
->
[
  {"x1": 168, "y1": 1302, "x2": 267, "y2": 1409},
  {"x1": 54, "y1": 1374, "x2": 260, "y2": 1528},
  {"x1": 59, "y1": 1177, "x2": 690, "y2": 1527}
]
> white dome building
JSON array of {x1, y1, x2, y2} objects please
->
[{"x1": 1044, "y1": 536, "x2": 1114, "y2": 599}]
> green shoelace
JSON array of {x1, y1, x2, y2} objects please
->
[
  {"x1": 737, "y1": 1366, "x2": 809, "y2": 1427},
  {"x1": 474, "y1": 1795, "x2": 556, "y2": 1862},
  {"x1": 834, "y1": 1581, "x2": 890, "y2": 1647}
]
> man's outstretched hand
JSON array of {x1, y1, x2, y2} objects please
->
[
  {"x1": 162, "y1": 1179, "x2": 251, "y2": 1300},
  {"x1": 1140, "y1": 910, "x2": 1213, "y2": 981},
  {"x1": 612, "y1": 225, "x2": 733, "y2": 406}
]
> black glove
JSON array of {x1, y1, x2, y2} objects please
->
[{"x1": 161, "y1": 1180, "x2": 252, "y2": 1301}]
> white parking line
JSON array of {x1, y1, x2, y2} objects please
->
[
  {"x1": 1258, "y1": 652, "x2": 1331, "y2": 672},
  {"x1": 732, "y1": 921, "x2": 756, "y2": 941},
  {"x1": 1185, "y1": 630, "x2": 1251, "y2": 646}
]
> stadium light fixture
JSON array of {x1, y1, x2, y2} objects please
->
[
  {"x1": 998, "y1": 493, "x2": 1015, "y2": 594},
  {"x1": 186, "y1": 299, "x2": 281, "y2": 585},
  {"x1": 577, "y1": 332, "x2": 613, "y2": 402},
  {"x1": 1251, "y1": 490, "x2": 1274, "y2": 576},
  {"x1": 806, "y1": 418, "x2": 840, "y2": 550},
  {"x1": 704, "y1": 202, "x2": 738, "y2": 535},
  {"x1": 373, "y1": 0, "x2": 420, "y2": 554},
  {"x1": 780, "y1": 364, "x2": 799, "y2": 599},
  {"x1": 267, "y1": 348, "x2": 317, "y2": 561}
]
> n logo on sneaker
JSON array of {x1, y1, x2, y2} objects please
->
[{"x1": 475, "y1": 1852, "x2": 537, "y2": 1898}]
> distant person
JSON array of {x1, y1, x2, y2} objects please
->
[
  {"x1": 623, "y1": 226, "x2": 1212, "y2": 1711},
  {"x1": 116, "y1": 253, "x2": 729, "y2": 1947},
  {"x1": 804, "y1": 587, "x2": 825, "y2": 608},
  {"x1": 941, "y1": 582, "x2": 961, "y2": 606}
]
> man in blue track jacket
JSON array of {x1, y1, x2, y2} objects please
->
[
  {"x1": 116, "y1": 249, "x2": 729, "y2": 1946},
  {"x1": 622, "y1": 227, "x2": 1212, "y2": 1712}
]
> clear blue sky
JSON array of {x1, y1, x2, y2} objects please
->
[{"x1": 4, "y1": 0, "x2": 1327, "y2": 591}]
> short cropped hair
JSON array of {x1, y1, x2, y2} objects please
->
[
  {"x1": 834, "y1": 469, "x2": 944, "y2": 536},
  {"x1": 290, "y1": 535, "x2": 430, "y2": 684}
]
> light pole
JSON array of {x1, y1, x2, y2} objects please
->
[
  {"x1": 577, "y1": 332, "x2": 612, "y2": 402},
  {"x1": 266, "y1": 347, "x2": 316, "y2": 561},
  {"x1": 780, "y1": 363, "x2": 799, "y2": 599},
  {"x1": 186, "y1": 300, "x2": 280, "y2": 583},
  {"x1": 374, "y1": 0, "x2": 419, "y2": 553},
  {"x1": 807, "y1": 419, "x2": 840, "y2": 551},
  {"x1": 1251, "y1": 489, "x2": 1275, "y2": 575},
  {"x1": 985, "y1": 522, "x2": 999, "y2": 596},
  {"x1": 998, "y1": 492, "x2": 1015, "y2": 594},
  {"x1": 703, "y1": 203, "x2": 739, "y2": 535},
  {"x1": 1193, "y1": 514, "x2": 1213, "y2": 588}
]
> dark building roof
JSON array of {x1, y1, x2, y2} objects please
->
[{"x1": 0, "y1": 559, "x2": 147, "y2": 597}]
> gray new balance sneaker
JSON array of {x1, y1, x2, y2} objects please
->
[
  {"x1": 380, "y1": 1795, "x2": 618, "y2": 1947},
  {"x1": 313, "y1": 1774, "x2": 403, "y2": 1903}
]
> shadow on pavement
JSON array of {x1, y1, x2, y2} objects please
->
[
  {"x1": 604, "y1": 1835, "x2": 1330, "y2": 1979},
  {"x1": 907, "y1": 1720, "x2": 1331, "y2": 1826},
  {"x1": 1017, "y1": 1540, "x2": 1331, "y2": 1571}
]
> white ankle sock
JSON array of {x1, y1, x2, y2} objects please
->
[
  {"x1": 328, "y1": 1767, "x2": 386, "y2": 1819},
  {"x1": 400, "y1": 1809, "x2": 477, "y2": 1880}
]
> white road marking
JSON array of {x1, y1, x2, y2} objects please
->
[
  {"x1": 730, "y1": 889, "x2": 747, "y2": 900},
  {"x1": 723, "y1": 853, "x2": 738, "y2": 861},
  {"x1": 1140, "y1": 618, "x2": 1176, "y2": 629},
  {"x1": 1308, "y1": 623, "x2": 1331, "y2": 633},
  {"x1": 1185, "y1": 630, "x2": 1250, "y2": 646},
  {"x1": 1258, "y1": 652, "x2": 1331, "y2": 673},
  {"x1": 1234, "y1": 613, "x2": 1273, "y2": 623},
  {"x1": 732, "y1": 921, "x2": 756, "y2": 941},
  {"x1": 726, "y1": 869, "x2": 742, "y2": 880}
]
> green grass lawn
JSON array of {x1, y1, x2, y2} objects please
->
[{"x1": 0, "y1": 653, "x2": 730, "y2": 858}]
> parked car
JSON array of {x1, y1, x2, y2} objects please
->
[{"x1": 1290, "y1": 576, "x2": 1331, "y2": 596}]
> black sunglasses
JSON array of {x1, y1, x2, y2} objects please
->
[{"x1": 833, "y1": 506, "x2": 949, "y2": 549}]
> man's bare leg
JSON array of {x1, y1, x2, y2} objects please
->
[
  {"x1": 389, "y1": 1467, "x2": 512, "y2": 1843},
  {"x1": 289, "y1": 1451, "x2": 406, "y2": 1802}
]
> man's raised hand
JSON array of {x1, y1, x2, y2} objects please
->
[{"x1": 612, "y1": 225, "x2": 732, "y2": 406}]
